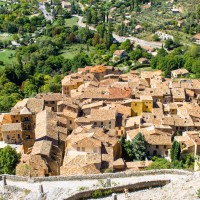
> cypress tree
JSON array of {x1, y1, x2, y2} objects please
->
[{"x1": 171, "y1": 140, "x2": 181, "y2": 162}]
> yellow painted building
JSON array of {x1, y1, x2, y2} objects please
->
[
  {"x1": 62, "y1": 80, "x2": 83, "y2": 96},
  {"x1": 131, "y1": 100, "x2": 143, "y2": 116},
  {"x1": 131, "y1": 96, "x2": 153, "y2": 116}
]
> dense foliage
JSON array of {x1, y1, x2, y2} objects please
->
[
  {"x1": 0, "y1": 146, "x2": 20, "y2": 174},
  {"x1": 151, "y1": 45, "x2": 200, "y2": 77},
  {"x1": 147, "y1": 154, "x2": 194, "y2": 170},
  {"x1": 120, "y1": 133, "x2": 147, "y2": 161}
]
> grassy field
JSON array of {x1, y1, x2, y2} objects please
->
[
  {"x1": 65, "y1": 17, "x2": 78, "y2": 27},
  {"x1": 0, "y1": 49, "x2": 16, "y2": 65},
  {"x1": 60, "y1": 44, "x2": 94, "y2": 59}
]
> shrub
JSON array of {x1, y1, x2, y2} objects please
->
[
  {"x1": 197, "y1": 188, "x2": 200, "y2": 198},
  {"x1": 92, "y1": 190, "x2": 103, "y2": 198},
  {"x1": 92, "y1": 189, "x2": 112, "y2": 199},
  {"x1": 147, "y1": 158, "x2": 172, "y2": 170},
  {"x1": 103, "y1": 189, "x2": 112, "y2": 196}
]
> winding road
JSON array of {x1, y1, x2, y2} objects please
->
[{"x1": 73, "y1": 14, "x2": 163, "y2": 49}]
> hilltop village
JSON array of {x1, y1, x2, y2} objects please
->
[{"x1": 0, "y1": 65, "x2": 200, "y2": 177}]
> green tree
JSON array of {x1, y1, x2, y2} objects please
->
[
  {"x1": 132, "y1": 132, "x2": 146, "y2": 161},
  {"x1": 120, "y1": 39, "x2": 132, "y2": 51},
  {"x1": 110, "y1": 44, "x2": 117, "y2": 53},
  {"x1": 171, "y1": 141, "x2": 181, "y2": 162},
  {"x1": 0, "y1": 146, "x2": 20, "y2": 174},
  {"x1": 120, "y1": 136, "x2": 134, "y2": 161}
]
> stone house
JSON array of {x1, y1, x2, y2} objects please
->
[
  {"x1": 171, "y1": 88, "x2": 185, "y2": 102},
  {"x1": 175, "y1": 131, "x2": 200, "y2": 157},
  {"x1": 81, "y1": 101, "x2": 104, "y2": 116},
  {"x1": 138, "y1": 58, "x2": 150, "y2": 65},
  {"x1": 61, "y1": 74, "x2": 83, "y2": 96},
  {"x1": 0, "y1": 113, "x2": 21, "y2": 141},
  {"x1": 89, "y1": 66, "x2": 107, "y2": 81},
  {"x1": 58, "y1": 101, "x2": 80, "y2": 133},
  {"x1": 171, "y1": 69, "x2": 189, "y2": 78},
  {"x1": 125, "y1": 116, "x2": 141, "y2": 132},
  {"x1": 20, "y1": 107, "x2": 36, "y2": 153},
  {"x1": 2, "y1": 123, "x2": 22, "y2": 144},
  {"x1": 61, "y1": 1, "x2": 71, "y2": 11},
  {"x1": 61, "y1": 127, "x2": 122, "y2": 175},
  {"x1": 173, "y1": 115, "x2": 194, "y2": 133},
  {"x1": 35, "y1": 93, "x2": 66, "y2": 112},
  {"x1": 16, "y1": 154, "x2": 49, "y2": 177},
  {"x1": 127, "y1": 127, "x2": 172, "y2": 158},
  {"x1": 113, "y1": 50, "x2": 127, "y2": 61}
]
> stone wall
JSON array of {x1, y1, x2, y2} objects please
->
[
  {"x1": 2, "y1": 174, "x2": 29, "y2": 182},
  {"x1": 30, "y1": 169, "x2": 192, "y2": 182},
  {"x1": 65, "y1": 180, "x2": 170, "y2": 200},
  {"x1": 1, "y1": 169, "x2": 193, "y2": 182}
]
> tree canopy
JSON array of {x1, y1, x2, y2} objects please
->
[{"x1": 0, "y1": 146, "x2": 20, "y2": 174}]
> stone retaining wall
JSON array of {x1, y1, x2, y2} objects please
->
[
  {"x1": 30, "y1": 169, "x2": 192, "y2": 182},
  {"x1": 1, "y1": 169, "x2": 192, "y2": 182},
  {"x1": 65, "y1": 180, "x2": 170, "y2": 200},
  {"x1": 3, "y1": 174, "x2": 29, "y2": 182}
]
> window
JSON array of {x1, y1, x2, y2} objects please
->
[
  {"x1": 18, "y1": 134, "x2": 20, "y2": 139},
  {"x1": 7, "y1": 135, "x2": 10, "y2": 140},
  {"x1": 101, "y1": 122, "x2": 103, "y2": 126},
  {"x1": 94, "y1": 122, "x2": 97, "y2": 126},
  {"x1": 156, "y1": 145, "x2": 159, "y2": 149},
  {"x1": 69, "y1": 120, "x2": 72, "y2": 124},
  {"x1": 26, "y1": 135, "x2": 31, "y2": 139},
  {"x1": 109, "y1": 121, "x2": 111, "y2": 124},
  {"x1": 164, "y1": 145, "x2": 166, "y2": 149},
  {"x1": 165, "y1": 151, "x2": 168, "y2": 156},
  {"x1": 153, "y1": 150, "x2": 157, "y2": 155},
  {"x1": 16, "y1": 120, "x2": 18, "y2": 123},
  {"x1": 146, "y1": 106, "x2": 148, "y2": 109},
  {"x1": 77, "y1": 147, "x2": 80, "y2": 151},
  {"x1": 82, "y1": 147, "x2": 85, "y2": 152}
]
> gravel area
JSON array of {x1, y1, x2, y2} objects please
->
[
  {"x1": 0, "y1": 173, "x2": 199, "y2": 200},
  {"x1": 90, "y1": 173, "x2": 200, "y2": 200}
]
